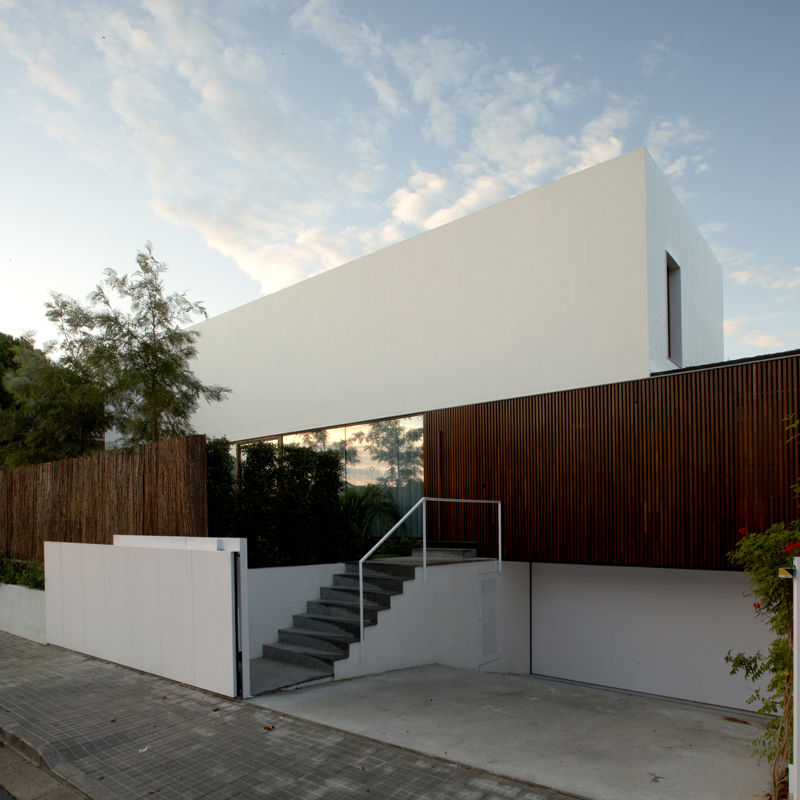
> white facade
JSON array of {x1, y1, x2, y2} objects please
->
[{"x1": 191, "y1": 149, "x2": 722, "y2": 441}]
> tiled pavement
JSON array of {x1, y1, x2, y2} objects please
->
[{"x1": 0, "y1": 632, "x2": 580, "y2": 800}]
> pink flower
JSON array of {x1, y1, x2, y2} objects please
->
[
  {"x1": 753, "y1": 602, "x2": 761, "y2": 611},
  {"x1": 782, "y1": 542, "x2": 800, "y2": 553},
  {"x1": 738, "y1": 527, "x2": 747, "y2": 537}
]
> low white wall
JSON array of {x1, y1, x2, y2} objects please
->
[
  {"x1": 0, "y1": 583, "x2": 46, "y2": 643},
  {"x1": 530, "y1": 563, "x2": 770, "y2": 710},
  {"x1": 113, "y1": 534, "x2": 251, "y2": 696},
  {"x1": 247, "y1": 562, "x2": 344, "y2": 660},
  {"x1": 335, "y1": 561, "x2": 529, "y2": 680},
  {"x1": 45, "y1": 540, "x2": 240, "y2": 697}
]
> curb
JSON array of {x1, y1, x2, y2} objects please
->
[{"x1": 0, "y1": 718, "x2": 93, "y2": 800}]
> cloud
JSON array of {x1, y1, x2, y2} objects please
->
[
  {"x1": 724, "y1": 317, "x2": 790, "y2": 351},
  {"x1": 0, "y1": 14, "x2": 84, "y2": 106},
  {"x1": 565, "y1": 99, "x2": 634, "y2": 174},
  {"x1": 290, "y1": 0, "x2": 384, "y2": 66},
  {"x1": 364, "y1": 71, "x2": 405, "y2": 114},
  {"x1": 640, "y1": 38, "x2": 691, "y2": 81},
  {"x1": 699, "y1": 221, "x2": 726, "y2": 237},
  {"x1": 712, "y1": 244, "x2": 800, "y2": 292},
  {"x1": 640, "y1": 40, "x2": 670, "y2": 77},
  {"x1": 730, "y1": 265, "x2": 800, "y2": 290},
  {"x1": 646, "y1": 116, "x2": 711, "y2": 178},
  {"x1": 0, "y1": 0, "x2": 741, "y2": 308}
]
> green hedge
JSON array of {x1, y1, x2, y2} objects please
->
[
  {"x1": 208, "y1": 438, "x2": 351, "y2": 568},
  {"x1": 207, "y1": 438, "x2": 412, "y2": 567},
  {"x1": 0, "y1": 557, "x2": 44, "y2": 590}
]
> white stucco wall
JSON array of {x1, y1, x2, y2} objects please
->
[
  {"x1": 645, "y1": 153, "x2": 724, "y2": 371},
  {"x1": 248, "y1": 562, "x2": 344, "y2": 660},
  {"x1": 334, "y1": 560, "x2": 529, "y2": 680},
  {"x1": 45, "y1": 540, "x2": 241, "y2": 697},
  {"x1": 0, "y1": 583, "x2": 46, "y2": 643},
  {"x1": 530, "y1": 563, "x2": 769, "y2": 710},
  {"x1": 191, "y1": 150, "x2": 701, "y2": 441}
]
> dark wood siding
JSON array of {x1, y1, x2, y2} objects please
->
[{"x1": 424, "y1": 354, "x2": 800, "y2": 569}]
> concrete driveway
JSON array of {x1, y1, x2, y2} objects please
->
[{"x1": 250, "y1": 664, "x2": 770, "y2": 800}]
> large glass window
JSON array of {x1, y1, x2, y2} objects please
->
[{"x1": 237, "y1": 414, "x2": 423, "y2": 537}]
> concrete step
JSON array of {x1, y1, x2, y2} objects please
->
[
  {"x1": 262, "y1": 641, "x2": 345, "y2": 671},
  {"x1": 345, "y1": 560, "x2": 417, "y2": 580},
  {"x1": 292, "y1": 612, "x2": 368, "y2": 638},
  {"x1": 332, "y1": 572, "x2": 409, "y2": 594},
  {"x1": 307, "y1": 599, "x2": 379, "y2": 623},
  {"x1": 320, "y1": 585, "x2": 395, "y2": 608},
  {"x1": 411, "y1": 547, "x2": 478, "y2": 560},
  {"x1": 278, "y1": 627, "x2": 354, "y2": 654}
]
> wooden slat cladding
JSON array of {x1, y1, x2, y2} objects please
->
[
  {"x1": 0, "y1": 435, "x2": 207, "y2": 562},
  {"x1": 424, "y1": 354, "x2": 800, "y2": 570}
]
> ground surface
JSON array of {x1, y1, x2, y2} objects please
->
[
  {"x1": 0, "y1": 631, "x2": 575, "y2": 800},
  {"x1": 0, "y1": 744, "x2": 84, "y2": 800},
  {"x1": 252, "y1": 664, "x2": 771, "y2": 800}
]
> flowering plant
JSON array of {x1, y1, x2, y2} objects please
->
[{"x1": 726, "y1": 520, "x2": 800, "y2": 800}]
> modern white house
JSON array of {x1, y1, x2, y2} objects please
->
[
  {"x1": 191, "y1": 148, "x2": 722, "y2": 442},
  {"x1": 186, "y1": 149, "x2": 790, "y2": 710}
]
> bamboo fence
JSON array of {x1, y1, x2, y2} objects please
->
[{"x1": 0, "y1": 435, "x2": 207, "y2": 561}]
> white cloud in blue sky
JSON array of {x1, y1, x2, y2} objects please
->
[{"x1": 0, "y1": 0, "x2": 798, "y2": 358}]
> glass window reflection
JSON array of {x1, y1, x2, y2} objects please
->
[{"x1": 236, "y1": 414, "x2": 423, "y2": 536}]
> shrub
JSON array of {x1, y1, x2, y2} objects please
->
[
  {"x1": 0, "y1": 557, "x2": 44, "y2": 590},
  {"x1": 236, "y1": 442, "x2": 347, "y2": 568},
  {"x1": 727, "y1": 521, "x2": 800, "y2": 800},
  {"x1": 206, "y1": 436, "x2": 237, "y2": 538}
]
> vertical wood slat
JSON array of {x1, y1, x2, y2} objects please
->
[
  {"x1": 424, "y1": 353, "x2": 800, "y2": 570},
  {"x1": 0, "y1": 435, "x2": 208, "y2": 562}
]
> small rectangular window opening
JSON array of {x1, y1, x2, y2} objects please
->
[{"x1": 666, "y1": 253, "x2": 682, "y2": 366}]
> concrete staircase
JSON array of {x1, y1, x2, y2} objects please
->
[{"x1": 262, "y1": 560, "x2": 417, "y2": 674}]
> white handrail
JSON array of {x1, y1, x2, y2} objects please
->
[{"x1": 358, "y1": 496, "x2": 502, "y2": 659}]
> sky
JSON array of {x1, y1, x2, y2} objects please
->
[{"x1": 0, "y1": 0, "x2": 798, "y2": 360}]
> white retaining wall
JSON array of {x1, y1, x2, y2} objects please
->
[
  {"x1": 530, "y1": 563, "x2": 770, "y2": 710},
  {"x1": 45, "y1": 537, "x2": 246, "y2": 698},
  {"x1": 0, "y1": 583, "x2": 46, "y2": 643},
  {"x1": 334, "y1": 561, "x2": 529, "y2": 680},
  {"x1": 247, "y1": 562, "x2": 344, "y2": 660}
]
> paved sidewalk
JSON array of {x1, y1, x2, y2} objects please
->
[{"x1": 0, "y1": 632, "x2": 577, "y2": 800}]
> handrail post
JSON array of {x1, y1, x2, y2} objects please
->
[
  {"x1": 422, "y1": 498, "x2": 427, "y2": 583},
  {"x1": 497, "y1": 501, "x2": 502, "y2": 573},
  {"x1": 359, "y1": 560, "x2": 364, "y2": 661}
]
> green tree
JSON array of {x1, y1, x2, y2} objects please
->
[
  {"x1": 46, "y1": 243, "x2": 229, "y2": 446},
  {"x1": 0, "y1": 337, "x2": 108, "y2": 467},
  {"x1": 0, "y1": 332, "x2": 25, "y2": 411}
]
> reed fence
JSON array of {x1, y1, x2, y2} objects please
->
[{"x1": 0, "y1": 435, "x2": 207, "y2": 561}]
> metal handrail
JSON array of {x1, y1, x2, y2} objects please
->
[{"x1": 358, "y1": 496, "x2": 502, "y2": 659}]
